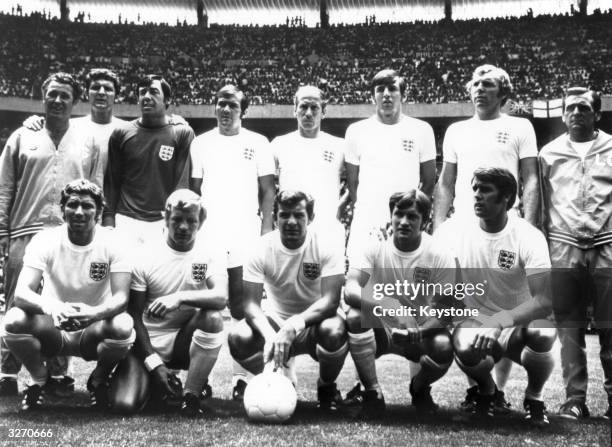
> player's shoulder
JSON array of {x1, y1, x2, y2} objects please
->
[
  {"x1": 401, "y1": 114, "x2": 434, "y2": 131},
  {"x1": 346, "y1": 115, "x2": 376, "y2": 133},
  {"x1": 445, "y1": 116, "x2": 474, "y2": 132},
  {"x1": 30, "y1": 226, "x2": 64, "y2": 247},
  {"x1": 508, "y1": 215, "x2": 545, "y2": 241},
  {"x1": 270, "y1": 131, "x2": 297, "y2": 149},
  {"x1": 240, "y1": 127, "x2": 269, "y2": 143},
  {"x1": 539, "y1": 133, "x2": 569, "y2": 156}
]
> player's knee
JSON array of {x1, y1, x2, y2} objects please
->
[
  {"x1": 316, "y1": 317, "x2": 347, "y2": 351},
  {"x1": 525, "y1": 320, "x2": 557, "y2": 352},
  {"x1": 108, "y1": 353, "x2": 150, "y2": 415},
  {"x1": 228, "y1": 321, "x2": 256, "y2": 360},
  {"x1": 106, "y1": 313, "x2": 134, "y2": 340},
  {"x1": 452, "y1": 323, "x2": 481, "y2": 366},
  {"x1": 2, "y1": 307, "x2": 30, "y2": 334},
  {"x1": 423, "y1": 331, "x2": 454, "y2": 365},
  {"x1": 198, "y1": 310, "x2": 224, "y2": 333},
  {"x1": 345, "y1": 308, "x2": 363, "y2": 333}
]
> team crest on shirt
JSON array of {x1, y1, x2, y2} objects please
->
[
  {"x1": 402, "y1": 139, "x2": 415, "y2": 152},
  {"x1": 159, "y1": 145, "x2": 175, "y2": 161},
  {"x1": 191, "y1": 263, "x2": 208, "y2": 282},
  {"x1": 322, "y1": 150, "x2": 335, "y2": 163},
  {"x1": 303, "y1": 262, "x2": 321, "y2": 280},
  {"x1": 497, "y1": 250, "x2": 516, "y2": 270},
  {"x1": 413, "y1": 267, "x2": 431, "y2": 283},
  {"x1": 496, "y1": 131, "x2": 510, "y2": 144},
  {"x1": 89, "y1": 262, "x2": 109, "y2": 281},
  {"x1": 243, "y1": 148, "x2": 255, "y2": 160}
]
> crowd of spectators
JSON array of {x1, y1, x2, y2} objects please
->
[{"x1": 0, "y1": 9, "x2": 610, "y2": 105}]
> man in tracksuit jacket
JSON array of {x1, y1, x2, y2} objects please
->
[{"x1": 540, "y1": 87, "x2": 612, "y2": 421}]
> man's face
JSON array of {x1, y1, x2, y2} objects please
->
[
  {"x1": 216, "y1": 93, "x2": 242, "y2": 134},
  {"x1": 44, "y1": 80, "x2": 75, "y2": 122},
  {"x1": 470, "y1": 74, "x2": 504, "y2": 113},
  {"x1": 89, "y1": 79, "x2": 116, "y2": 112},
  {"x1": 62, "y1": 193, "x2": 99, "y2": 235},
  {"x1": 138, "y1": 79, "x2": 166, "y2": 118},
  {"x1": 373, "y1": 78, "x2": 402, "y2": 116},
  {"x1": 295, "y1": 94, "x2": 324, "y2": 136},
  {"x1": 391, "y1": 203, "x2": 423, "y2": 248},
  {"x1": 276, "y1": 200, "x2": 310, "y2": 249},
  {"x1": 472, "y1": 179, "x2": 506, "y2": 219},
  {"x1": 563, "y1": 94, "x2": 599, "y2": 136},
  {"x1": 166, "y1": 205, "x2": 201, "y2": 251}
]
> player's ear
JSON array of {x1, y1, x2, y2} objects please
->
[
  {"x1": 595, "y1": 111, "x2": 602, "y2": 123},
  {"x1": 320, "y1": 103, "x2": 327, "y2": 119}
]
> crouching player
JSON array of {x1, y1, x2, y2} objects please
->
[
  {"x1": 440, "y1": 168, "x2": 556, "y2": 426},
  {"x1": 344, "y1": 190, "x2": 455, "y2": 417},
  {"x1": 123, "y1": 190, "x2": 227, "y2": 416},
  {"x1": 229, "y1": 190, "x2": 348, "y2": 410},
  {"x1": 1, "y1": 180, "x2": 135, "y2": 410}
]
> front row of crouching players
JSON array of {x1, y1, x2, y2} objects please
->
[
  {"x1": 344, "y1": 190, "x2": 455, "y2": 417},
  {"x1": 1, "y1": 180, "x2": 135, "y2": 410},
  {"x1": 120, "y1": 189, "x2": 227, "y2": 416},
  {"x1": 438, "y1": 167, "x2": 557, "y2": 426},
  {"x1": 229, "y1": 190, "x2": 349, "y2": 411}
]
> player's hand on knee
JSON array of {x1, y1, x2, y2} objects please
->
[
  {"x1": 151, "y1": 364, "x2": 174, "y2": 396},
  {"x1": 272, "y1": 327, "x2": 296, "y2": 370},
  {"x1": 70, "y1": 303, "x2": 99, "y2": 328},
  {"x1": 45, "y1": 301, "x2": 79, "y2": 331},
  {"x1": 470, "y1": 325, "x2": 501, "y2": 357},
  {"x1": 147, "y1": 295, "x2": 180, "y2": 319}
]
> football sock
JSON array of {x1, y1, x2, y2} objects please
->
[
  {"x1": 317, "y1": 342, "x2": 348, "y2": 385},
  {"x1": 94, "y1": 330, "x2": 135, "y2": 385},
  {"x1": 3, "y1": 331, "x2": 47, "y2": 386},
  {"x1": 455, "y1": 355, "x2": 496, "y2": 395},
  {"x1": 348, "y1": 330, "x2": 379, "y2": 391},
  {"x1": 231, "y1": 318, "x2": 253, "y2": 386},
  {"x1": 521, "y1": 346, "x2": 554, "y2": 401},
  {"x1": 413, "y1": 354, "x2": 452, "y2": 390},
  {"x1": 494, "y1": 357, "x2": 513, "y2": 392},
  {"x1": 184, "y1": 329, "x2": 223, "y2": 396}
]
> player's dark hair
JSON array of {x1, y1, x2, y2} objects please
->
[
  {"x1": 86, "y1": 68, "x2": 120, "y2": 93},
  {"x1": 472, "y1": 167, "x2": 517, "y2": 210},
  {"x1": 388, "y1": 190, "x2": 432, "y2": 224},
  {"x1": 216, "y1": 84, "x2": 249, "y2": 117},
  {"x1": 466, "y1": 64, "x2": 513, "y2": 106},
  {"x1": 564, "y1": 87, "x2": 601, "y2": 114},
  {"x1": 60, "y1": 179, "x2": 105, "y2": 214},
  {"x1": 138, "y1": 75, "x2": 172, "y2": 108},
  {"x1": 164, "y1": 189, "x2": 206, "y2": 223},
  {"x1": 274, "y1": 190, "x2": 315, "y2": 221},
  {"x1": 371, "y1": 69, "x2": 406, "y2": 97},
  {"x1": 41, "y1": 72, "x2": 81, "y2": 104}
]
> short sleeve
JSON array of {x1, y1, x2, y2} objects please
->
[
  {"x1": 522, "y1": 226, "x2": 552, "y2": 273},
  {"x1": 22, "y1": 232, "x2": 49, "y2": 272},
  {"x1": 344, "y1": 124, "x2": 360, "y2": 166},
  {"x1": 255, "y1": 136, "x2": 275, "y2": 178},
  {"x1": 242, "y1": 239, "x2": 267, "y2": 283},
  {"x1": 190, "y1": 137, "x2": 204, "y2": 179},
  {"x1": 516, "y1": 119, "x2": 538, "y2": 160},
  {"x1": 442, "y1": 123, "x2": 458, "y2": 164},
  {"x1": 320, "y1": 235, "x2": 346, "y2": 278},
  {"x1": 419, "y1": 122, "x2": 437, "y2": 163}
]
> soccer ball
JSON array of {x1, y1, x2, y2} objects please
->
[{"x1": 243, "y1": 371, "x2": 297, "y2": 423}]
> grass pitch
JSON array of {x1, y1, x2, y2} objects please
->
[{"x1": 0, "y1": 336, "x2": 609, "y2": 447}]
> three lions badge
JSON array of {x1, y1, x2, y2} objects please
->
[
  {"x1": 159, "y1": 145, "x2": 175, "y2": 161},
  {"x1": 302, "y1": 262, "x2": 321, "y2": 280},
  {"x1": 497, "y1": 250, "x2": 516, "y2": 270},
  {"x1": 89, "y1": 262, "x2": 109, "y2": 281},
  {"x1": 192, "y1": 263, "x2": 208, "y2": 282}
]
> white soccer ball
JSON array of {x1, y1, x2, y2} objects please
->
[{"x1": 243, "y1": 371, "x2": 297, "y2": 423}]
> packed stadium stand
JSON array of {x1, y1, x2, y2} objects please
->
[{"x1": 0, "y1": 5, "x2": 610, "y2": 105}]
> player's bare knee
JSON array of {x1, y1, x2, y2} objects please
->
[
  {"x1": 345, "y1": 308, "x2": 363, "y2": 333},
  {"x1": 228, "y1": 321, "x2": 256, "y2": 360},
  {"x1": 316, "y1": 317, "x2": 347, "y2": 351},
  {"x1": 2, "y1": 307, "x2": 30, "y2": 334},
  {"x1": 106, "y1": 313, "x2": 134, "y2": 340},
  {"x1": 424, "y1": 331, "x2": 454, "y2": 365},
  {"x1": 198, "y1": 310, "x2": 224, "y2": 333},
  {"x1": 525, "y1": 320, "x2": 557, "y2": 352},
  {"x1": 452, "y1": 325, "x2": 480, "y2": 366}
]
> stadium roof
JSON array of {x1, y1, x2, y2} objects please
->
[{"x1": 1, "y1": 0, "x2": 608, "y2": 24}]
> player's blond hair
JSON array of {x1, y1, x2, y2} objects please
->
[
  {"x1": 294, "y1": 86, "x2": 326, "y2": 108},
  {"x1": 466, "y1": 64, "x2": 513, "y2": 105},
  {"x1": 164, "y1": 189, "x2": 206, "y2": 222}
]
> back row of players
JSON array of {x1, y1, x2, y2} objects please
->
[{"x1": 0, "y1": 65, "x2": 610, "y2": 424}]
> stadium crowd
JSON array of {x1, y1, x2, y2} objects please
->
[{"x1": 0, "y1": 10, "x2": 611, "y2": 105}]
